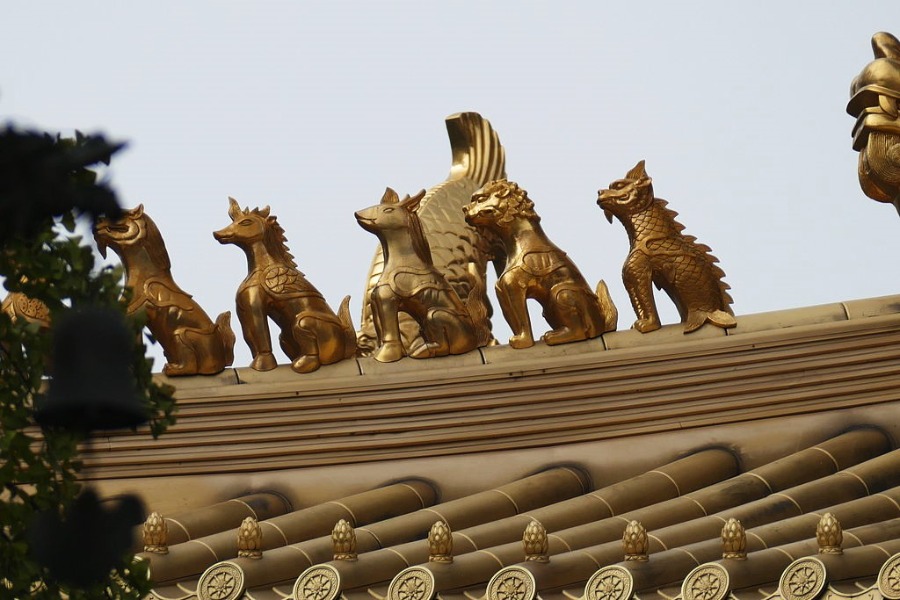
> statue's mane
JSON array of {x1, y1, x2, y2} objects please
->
[
  {"x1": 133, "y1": 211, "x2": 172, "y2": 272},
  {"x1": 246, "y1": 206, "x2": 297, "y2": 269},
  {"x1": 480, "y1": 179, "x2": 538, "y2": 224}
]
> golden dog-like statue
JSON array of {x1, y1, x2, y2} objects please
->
[
  {"x1": 94, "y1": 205, "x2": 235, "y2": 376},
  {"x1": 215, "y1": 198, "x2": 357, "y2": 373},
  {"x1": 356, "y1": 188, "x2": 485, "y2": 362},
  {"x1": 464, "y1": 180, "x2": 617, "y2": 348}
]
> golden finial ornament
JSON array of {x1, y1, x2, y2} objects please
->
[
  {"x1": 721, "y1": 518, "x2": 746, "y2": 560},
  {"x1": 523, "y1": 520, "x2": 549, "y2": 562},
  {"x1": 622, "y1": 520, "x2": 649, "y2": 562},
  {"x1": 847, "y1": 32, "x2": 900, "y2": 214},
  {"x1": 94, "y1": 205, "x2": 236, "y2": 376},
  {"x1": 598, "y1": 161, "x2": 735, "y2": 334},
  {"x1": 355, "y1": 188, "x2": 483, "y2": 362},
  {"x1": 358, "y1": 112, "x2": 504, "y2": 356},
  {"x1": 237, "y1": 517, "x2": 262, "y2": 559},
  {"x1": 215, "y1": 198, "x2": 357, "y2": 373},
  {"x1": 464, "y1": 180, "x2": 617, "y2": 348},
  {"x1": 142, "y1": 511, "x2": 168, "y2": 554},
  {"x1": 816, "y1": 512, "x2": 843, "y2": 555},
  {"x1": 332, "y1": 519, "x2": 357, "y2": 561},
  {"x1": 428, "y1": 521, "x2": 453, "y2": 563}
]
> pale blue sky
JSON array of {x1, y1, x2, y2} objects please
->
[{"x1": 2, "y1": 2, "x2": 897, "y2": 369}]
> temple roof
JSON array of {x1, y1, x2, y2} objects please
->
[{"x1": 81, "y1": 294, "x2": 900, "y2": 600}]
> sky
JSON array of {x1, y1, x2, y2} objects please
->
[{"x1": 2, "y1": 2, "x2": 898, "y2": 370}]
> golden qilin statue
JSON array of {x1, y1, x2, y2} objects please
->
[
  {"x1": 848, "y1": 31, "x2": 900, "y2": 211},
  {"x1": 464, "y1": 179, "x2": 617, "y2": 348},
  {"x1": 355, "y1": 187, "x2": 484, "y2": 362},
  {"x1": 358, "y1": 112, "x2": 506, "y2": 356},
  {"x1": 214, "y1": 198, "x2": 357, "y2": 373},
  {"x1": 94, "y1": 205, "x2": 236, "y2": 376},
  {"x1": 598, "y1": 161, "x2": 735, "y2": 333}
]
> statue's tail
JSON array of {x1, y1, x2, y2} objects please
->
[
  {"x1": 465, "y1": 263, "x2": 493, "y2": 347},
  {"x1": 337, "y1": 295, "x2": 359, "y2": 358},
  {"x1": 684, "y1": 309, "x2": 737, "y2": 334},
  {"x1": 446, "y1": 112, "x2": 506, "y2": 187},
  {"x1": 595, "y1": 280, "x2": 618, "y2": 333},
  {"x1": 216, "y1": 311, "x2": 236, "y2": 367}
]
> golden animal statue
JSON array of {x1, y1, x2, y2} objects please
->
[
  {"x1": 464, "y1": 180, "x2": 617, "y2": 348},
  {"x1": 214, "y1": 198, "x2": 357, "y2": 373},
  {"x1": 1, "y1": 288, "x2": 51, "y2": 331},
  {"x1": 94, "y1": 205, "x2": 235, "y2": 376},
  {"x1": 597, "y1": 161, "x2": 735, "y2": 334},
  {"x1": 355, "y1": 187, "x2": 484, "y2": 363},
  {"x1": 358, "y1": 112, "x2": 505, "y2": 356},
  {"x1": 847, "y1": 31, "x2": 900, "y2": 212}
]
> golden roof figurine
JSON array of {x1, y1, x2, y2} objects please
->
[
  {"x1": 214, "y1": 198, "x2": 357, "y2": 373},
  {"x1": 94, "y1": 205, "x2": 235, "y2": 376},
  {"x1": 848, "y1": 32, "x2": 900, "y2": 212},
  {"x1": 598, "y1": 161, "x2": 735, "y2": 334},
  {"x1": 465, "y1": 179, "x2": 617, "y2": 348},
  {"x1": 355, "y1": 188, "x2": 485, "y2": 362}
]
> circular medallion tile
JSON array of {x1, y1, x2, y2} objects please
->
[
  {"x1": 585, "y1": 566, "x2": 633, "y2": 600},
  {"x1": 486, "y1": 567, "x2": 537, "y2": 600},
  {"x1": 198, "y1": 562, "x2": 245, "y2": 600},
  {"x1": 294, "y1": 564, "x2": 341, "y2": 600}
]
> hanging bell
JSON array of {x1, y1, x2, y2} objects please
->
[{"x1": 35, "y1": 306, "x2": 147, "y2": 432}]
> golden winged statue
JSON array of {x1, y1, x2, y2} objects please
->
[{"x1": 357, "y1": 112, "x2": 506, "y2": 356}]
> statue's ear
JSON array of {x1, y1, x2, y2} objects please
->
[
  {"x1": 625, "y1": 160, "x2": 647, "y2": 181},
  {"x1": 401, "y1": 189, "x2": 427, "y2": 212},
  {"x1": 132, "y1": 204, "x2": 144, "y2": 217},
  {"x1": 381, "y1": 187, "x2": 399, "y2": 205},
  {"x1": 258, "y1": 205, "x2": 271, "y2": 218},
  {"x1": 872, "y1": 31, "x2": 900, "y2": 59},
  {"x1": 228, "y1": 197, "x2": 242, "y2": 220}
]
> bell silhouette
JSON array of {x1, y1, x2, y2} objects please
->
[{"x1": 35, "y1": 306, "x2": 147, "y2": 432}]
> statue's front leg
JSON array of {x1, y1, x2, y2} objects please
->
[
  {"x1": 623, "y1": 253, "x2": 660, "y2": 333},
  {"x1": 371, "y1": 284, "x2": 404, "y2": 362},
  {"x1": 497, "y1": 273, "x2": 533, "y2": 349},
  {"x1": 237, "y1": 287, "x2": 277, "y2": 371}
]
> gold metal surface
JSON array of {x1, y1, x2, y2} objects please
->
[
  {"x1": 847, "y1": 32, "x2": 900, "y2": 212},
  {"x1": 523, "y1": 519, "x2": 549, "y2": 562},
  {"x1": 236, "y1": 516, "x2": 262, "y2": 559},
  {"x1": 94, "y1": 205, "x2": 236, "y2": 376},
  {"x1": 355, "y1": 188, "x2": 482, "y2": 362},
  {"x1": 214, "y1": 198, "x2": 357, "y2": 373},
  {"x1": 332, "y1": 518, "x2": 357, "y2": 561},
  {"x1": 465, "y1": 180, "x2": 617, "y2": 348},
  {"x1": 816, "y1": 512, "x2": 843, "y2": 554},
  {"x1": 622, "y1": 520, "x2": 648, "y2": 562},
  {"x1": 427, "y1": 521, "x2": 452, "y2": 563},
  {"x1": 358, "y1": 112, "x2": 505, "y2": 356},
  {"x1": 720, "y1": 517, "x2": 746, "y2": 560},
  {"x1": 598, "y1": 161, "x2": 735, "y2": 334},
  {"x1": 1, "y1": 287, "x2": 50, "y2": 330},
  {"x1": 142, "y1": 511, "x2": 169, "y2": 554}
]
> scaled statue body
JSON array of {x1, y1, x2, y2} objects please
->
[
  {"x1": 214, "y1": 198, "x2": 356, "y2": 373},
  {"x1": 358, "y1": 112, "x2": 506, "y2": 355},
  {"x1": 464, "y1": 179, "x2": 617, "y2": 348},
  {"x1": 598, "y1": 161, "x2": 735, "y2": 334},
  {"x1": 94, "y1": 205, "x2": 235, "y2": 376},
  {"x1": 355, "y1": 188, "x2": 483, "y2": 363}
]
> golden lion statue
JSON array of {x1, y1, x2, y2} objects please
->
[{"x1": 464, "y1": 179, "x2": 617, "y2": 348}]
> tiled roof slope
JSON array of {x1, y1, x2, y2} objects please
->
[{"x1": 84, "y1": 294, "x2": 900, "y2": 599}]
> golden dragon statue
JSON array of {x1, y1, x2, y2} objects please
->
[
  {"x1": 598, "y1": 161, "x2": 735, "y2": 334},
  {"x1": 357, "y1": 112, "x2": 506, "y2": 356},
  {"x1": 94, "y1": 205, "x2": 236, "y2": 376},
  {"x1": 848, "y1": 31, "x2": 900, "y2": 211}
]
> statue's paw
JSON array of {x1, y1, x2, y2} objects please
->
[
  {"x1": 163, "y1": 363, "x2": 189, "y2": 377},
  {"x1": 542, "y1": 327, "x2": 584, "y2": 346},
  {"x1": 292, "y1": 355, "x2": 321, "y2": 374},
  {"x1": 250, "y1": 352, "x2": 278, "y2": 371},
  {"x1": 409, "y1": 341, "x2": 436, "y2": 359},
  {"x1": 633, "y1": 318, "x2": 661, "y2": 333},
  {"x1": 509, "y1": 333, "x2": 534, "y2": 349},
  {"x1": 374, "y1": 342, "x2": 404, "y2": 363}
]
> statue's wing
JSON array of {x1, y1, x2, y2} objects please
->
[{"x1": 357, "y1": 112, "x2": 506, "y2": 355}]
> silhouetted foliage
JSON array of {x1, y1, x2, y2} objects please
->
[{"x1": 0, "y1": 126, "x2": 176, "y2": 598}]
